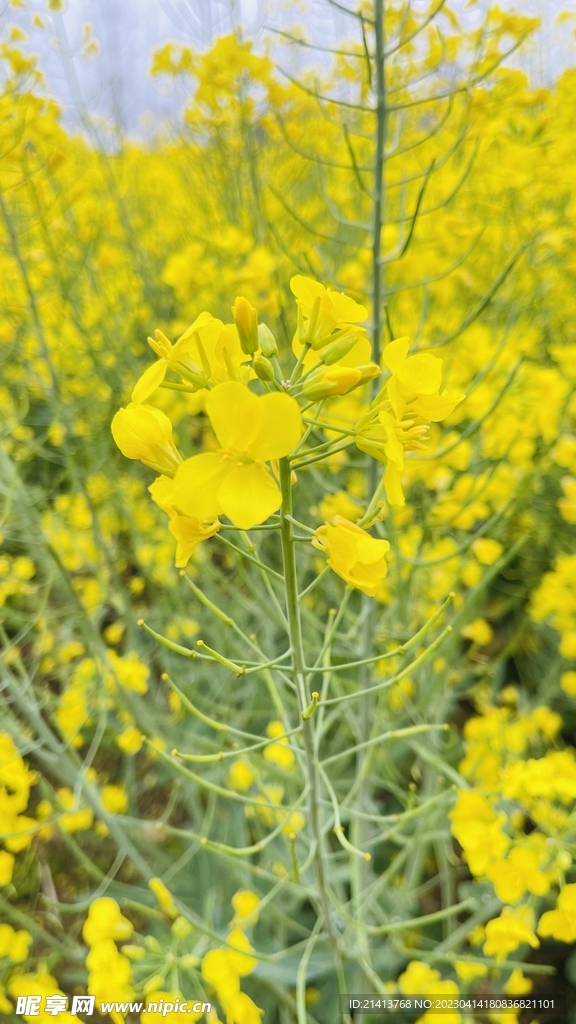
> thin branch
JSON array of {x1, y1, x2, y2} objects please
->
[
  {"x1": 422, "y1": 245, "x2": 525, "y2": 348},
  {"x1": 276, "y1": 66, "x2": 374, "y2": 113},
  {"x1": 266, "y1": 25, "x2": 370, "y2": 60},
  {"x1": 324, "y1": 0, "x2": 375, "y2": 25},
  {"x1": 382, "y1": 228, "x2": 483, "y2": 290},
  {"x1": 275, "y1": 112, "x2": 372, "y2": 172},
  {"x1": 385, "y1": 0, "x2": 448, "y2": 57},
  {"x1": 268, "y1": 184, "x2": 370, "y2": 248}
]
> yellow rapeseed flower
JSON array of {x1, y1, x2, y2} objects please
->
[
  {"x1": 471, "y1": 538, "x2": 504, "y2": 565},
  {"x1": 111, "y1": 403, "x2": 182, "y2": 477},
  {"x1": 0, "y1": 924, "x2": 32, "y2": 962},
  {"x1": 355, "y1": 337, "x2": 465, "y2": 505},
  {"x1": 537, "y1": 882, "x2": 576, "y2": 942},
  {"x1": 231, "y1": 889, "x2": 260, "y2": 926},
  {"x1": 312, "y1": 515, "x2": 390, "y2": 596},
  {"x1": 227, "y1": 758, "x2": 254, "y2": 792},
  {"x1": 82, "y1": 897, "x2": 134, "y2": 946},
  {"x1": 263, "y1": 721, "x2": 295, "y2": 770},
  {"x1": 131, "y1": 312, "x2": 251, "y2": 403},
  {"x1": 171, "y1": 381, "x2": 302, "y2": 529},
  {"x1": 486, "y1": 845, "x2": 550, "y2": 903},
  {"x1": 483, "y1": 904, "x2": 539, "y2": 959},
  {"x1": 290, "y1": 274, "x2": 367, "y2": 349}
]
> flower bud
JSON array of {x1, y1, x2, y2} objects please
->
[
  {"x1": 144, "y1": 935, "x2": 162, "y2": 953},
  {"x1": 253, "y1": 355, "x2": 275, "y2": 382},
  {"x1": 232, "y1": 296, "x2": 258, "y2": 355},
  {"x1": 258, "y1": 323, "x2": 278, "y2": 357},
  {"x1": 143, "y1": 974, "x2": 167, "y2": 996},
  {"x1": 172, "y1": 915, "x2": 194, "y2": 940},
  {"x1": 303, "y1": 365, "x2": 362, "y2": 400},
  {"x1": 320, "y1": 333, "x2": 359, "y2": 365},
  {"x1": 356, "y1": 363, "x2": 381, "y2": 386},
  {"x1": 180, "y1": 953, "x2": 200, "y2": 969},
  {"x1": 121, "y1": 944, "x2": 146, "y2": 961}
]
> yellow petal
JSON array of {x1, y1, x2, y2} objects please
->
[
  {"x1": 384, "y1": 462, "x2": 405, "y2": 506},
  {"x1": 177, "y1": 310, "x2": 220, "y2": 345},
  {"x1": 148, "y1": 475, "x2": 177, "y2": 515},
  {"x1": 131, "y1": 360, "x2": 167, "y2": 403},
  {"x1": 289, "y1": 274, "x2": 325, "y2": 312},
  {"x1": 206, "y1": 381, "x2": 261, "y2": 450},
  {"x1": 412, "y1": 389, "x2": 466, "y2": 421},
  {"x1": 111, "y1": 403, "x2": 181, "y2": 476},
  {"x1": 171, "y1": 453, "x2": 228, "y2": 518},
  {"x1": 337, "y1": 332, "x2": 371, "y2": 367},
  {"x1": 248, "y1": 393, "x2": 302, "y2": 462},
  {"x1": 383, "y1": 336, "x2": 410, "y2": 374},
  {"x1": 226, "y1": 927, "x2": 257, "y2": 976},
  {"x1": 379, "y1": 410, "x2": 404, "y2": 467},
  {"x1": 386, "y1": 373, "x2": 405, "y2": 420},
  {"x1": 169, "y1": 514, "x2": 220, "y2": 567},
  {"x1": 218, "y1": 463, "x2": 281, "y2": 529},
  {"x1": 398, "y1": 353, "x2": 442, "y2": 395},
  {"x1": 326, "y1": 292, "x2": 367, "y2": 325}
]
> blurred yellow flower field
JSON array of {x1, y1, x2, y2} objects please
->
[{"x1": 1, "y1": 2, "x2": 576, "y2": 1022}]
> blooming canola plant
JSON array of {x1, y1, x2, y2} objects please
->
[{"x1": 1, "y1": 2, "x2": 576, "y2": 1022}]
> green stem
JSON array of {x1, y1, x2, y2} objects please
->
[{"x1": 278, "y1": 457, "x2": 336, "y2": 946}]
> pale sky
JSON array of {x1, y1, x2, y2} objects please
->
[{"x1": 2, "y1": 0, "x2": 575, "y2": 135}]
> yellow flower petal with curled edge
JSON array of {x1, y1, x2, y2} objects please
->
[
  {"x1": 289, "y1": 275, "x2": 325, "y2": 309},
  {"x1": 111, "y1": 403, "x2": 182, "y2": 477},
  {"x1": 290, "y1": 275, "x2": 367, "y2": 347},
  {"x1": 168, "y1": 514, "x2": 220, "y2": 567},
  {"x1": 537, "y1": 882, "x2": 576, "y2": 942},
  {"x1": 131, "y1": 359, "x2": 168, "y2": 403},
  {"x1": 149, "y1": 474, "x2": 178, "y2": 515},
  {"x1": 412, "y1": 388, "x2": 465, "y2": 421},
  {"x1": 313, "y1": 516, "x2": 390, "y2": 596},
  {"x1": 503, "y1": 968, "x2": 532, "y2": 995},
  {"x1": 219, "y1": 463, "x2": 281, "y2": 530},
  {"x1": 290, "y1": 275, "x2": 367, "y2": 324}
]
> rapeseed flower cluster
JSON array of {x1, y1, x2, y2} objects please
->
[{"x1": 83, "y1": 898, "x2": 135, "y2": 1022}]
